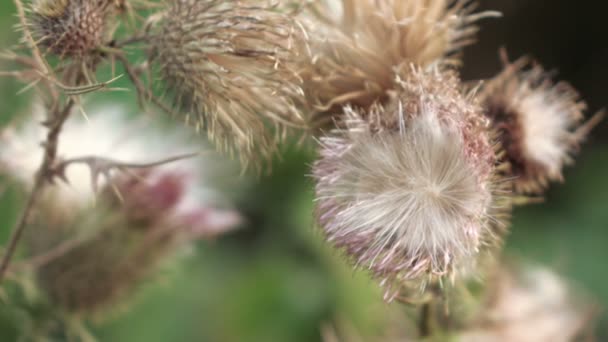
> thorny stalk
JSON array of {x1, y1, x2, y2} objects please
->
[
  {"x1": 0, "y1": 100, "x2": 74, "y2": 283},
  {"x1": 0, "y1": 0, "x2": 162, "y2": 283}
]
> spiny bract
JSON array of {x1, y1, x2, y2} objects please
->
[
  {"x1": 298, "y1": 0, "x2": 497, "y2": 126},
  {"x1": 29, "y1": 0, "x2": 116, "y2": 58},
  {"x1": 153, "y1": 0, "x2": 307, "y2": 168}
]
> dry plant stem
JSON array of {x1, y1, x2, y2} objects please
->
[
  {"x1": 113, "y1": 52, "x2": 174, "y2": 115},
  {"x1": 113, "y1": 35, "x2": 152, "y2": 48},
  {"x1": 418, "y1": 302, "x2": 432, "y2": 338},
  {"x1": 0, "y1": 100, "x2": 75, "y2": 283}
]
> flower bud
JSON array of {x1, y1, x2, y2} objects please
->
[
  {"x1": 152, "y1": 0, "x2": 307, "y2": 167},
  {"x1": 313, "y1": 68, "x2": 506, "y2": 300},
  {"x1": 31, "y1": 168, "x2": 240, "y2": 314},
  {"x1": 29, "y1": 0, "x2": 117, "y2": 58}
]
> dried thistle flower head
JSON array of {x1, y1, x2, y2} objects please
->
[
  {"x1": 460, "y1": 265, "x2": 594, "y2": 342},
  {"x1": 313, "y1": 68, "x2": 504, "y2": 300},
  {"x1": 152, "y1": 0, "x2": 307, "y2": 167},
  {"x1": 28, "y1": 0, "x2": 117, "y2": 58},
  {"x1": 299, "y1": 0, "x2": 498, "y2": 123},
  {"x1": 1, "y1": 104, "x2": 241, "y2": 314},
  {"x1": 481, "y1": 54, "x2": 599, "y2": 194}
]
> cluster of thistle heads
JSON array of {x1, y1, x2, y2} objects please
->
[{"x1": 0, "y1": 0, "x2": 601, "y2": 336}]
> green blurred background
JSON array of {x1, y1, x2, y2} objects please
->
[{"x1": 0, "y1": 1, "x2": 607, "y2": 341}]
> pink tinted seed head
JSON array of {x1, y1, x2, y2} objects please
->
[{"x1": 313, "y1": 68, "x2": 505, "y2": 300}]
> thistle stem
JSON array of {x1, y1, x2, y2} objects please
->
[
  {"x1": 0, "y1": 100, "x2": 74, "y2": 283},
  {"x1": 418, "y1": 302, "x2": 432, "y2": 338}
]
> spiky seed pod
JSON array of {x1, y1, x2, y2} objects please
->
[
  {"x1": 152, "y1": 0, "x2": 307, "y2": 167},
  {"x1": 299, "y1": 0, "x2": 498, "y2": 125},
  {"x1": 460, "y1": 265, "x2": 593, "y2": 342},
  {"x1": 28, "y1": 0, "x2": 116, "y2": 58},
  {"x1": 1, "y1": 105, "x2": 241, "y2": 314},
  {"x1": 313, "y1": 68, "x2": 505, "y2": 301},
  {"x1": 480, "y1": 55, "x2": 599, "y2": 194}
]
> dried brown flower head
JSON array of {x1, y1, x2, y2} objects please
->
[
  {"x1": 28, "y1": 0, "x2": 117, "y2": 58},
  {"x1": 153, "y1": 0, "x2": 307, "y2": 167},
  {"x1": 481, "y1": 54, "x2": 600, "y2": 194},
  {"x1": 299, "y1": 0, "x2": 498, "y2": 125},
  {"x1": 313, "y1": 68, "x2": 505, "y2": 300}
]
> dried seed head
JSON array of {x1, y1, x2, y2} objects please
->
[
  {"x1": 153, "y1": 0, "x2": 307, "y2": 167},
  {"x1": 28, "y1": 0, "x2": 116, "y2": 58},
  {"x1": 313, "y1": 68, "x2": 504, "y2": 300},
  {"x1": 299, "y1": 0, "x2": 497, "y2": 123},
  {"x1": 460, "y1": 265, "x2": 593, "y2": 342},
  {"x1": 1, "y1": 105, "x2": 241, "y2": 314},
  {"x1": 481, "y1": 55, "x2": 596, "y2": 194}
]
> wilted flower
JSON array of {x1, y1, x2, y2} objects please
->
[
  {"x1": 481, "y1": 55, "x2": 598, "y2": 194},
  {"x1": 152, "y1": 0, "x2": 307, "y2": 167},
  {"x1": 460, "y1": 265, "x2": 594, "y2": 342},
  {"x1": 28, "y1": 0, "x2": 117, "y2": 58},
  {"x1": 299, "y1": 0, "x2": 498, "y2": 125},
  {"x1": 0, "y1": 105, "x2": 241, "y2": 314},
  {"x1": 313, "y1": 68, "x2": 504, "y2": 300}
]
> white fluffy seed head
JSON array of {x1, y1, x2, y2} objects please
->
[
  {"x1": 313, "y1": 68, "x2": 504, "y2": 300},
  {"x1": 481, "y1": 56, "x2": 594, "y2": 194}
]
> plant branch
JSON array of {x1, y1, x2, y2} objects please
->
[
  {"x1": 51, "y1": 152, "x2": 198, "y2": 192},
  {"x1": 0, "y1": 100, "x2": 74, "y2": 284},
  {"x1": 113, "y1": 52, "x2": 178, "y2": 116},
  {"x1": 418, "y1": 302, "x2": 432, "y2": 338}
]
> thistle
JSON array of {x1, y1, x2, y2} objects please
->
[
  {"x1": 313, "y1": 68, "x2": 505, "y2": 300},
  {"x1": 481, "y1": 54, "x2": 599, "y2": 194},
  {"x1": 1, "y1": 105, "x2": 241, "y2": 314},
  {"x1": 460, "y1": 265, "x2": 593, "y2": 341},
  {"x1": 152, "y1": 0, "x2": 307, "y2": 167},
  {"x1": 28, "y1": 0, "x2": 117, "y2": 58},
  {"x1": 299, "y1": 0, "x2": 498, "y2": 125}
]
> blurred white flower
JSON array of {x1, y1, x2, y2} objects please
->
[{"x1": 460, "y1": 266, "x2": 593, "y2": 342}]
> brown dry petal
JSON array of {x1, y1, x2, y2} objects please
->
[
  {"x1": 153, "y1": 0, "x2": 307, "y2": 168},
  {"x1": 299, "y1": 0, "x2": 498, "y2": 126},
  {"x1": 480, "y1": 55, "x2": 598, "y2": 195}
]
